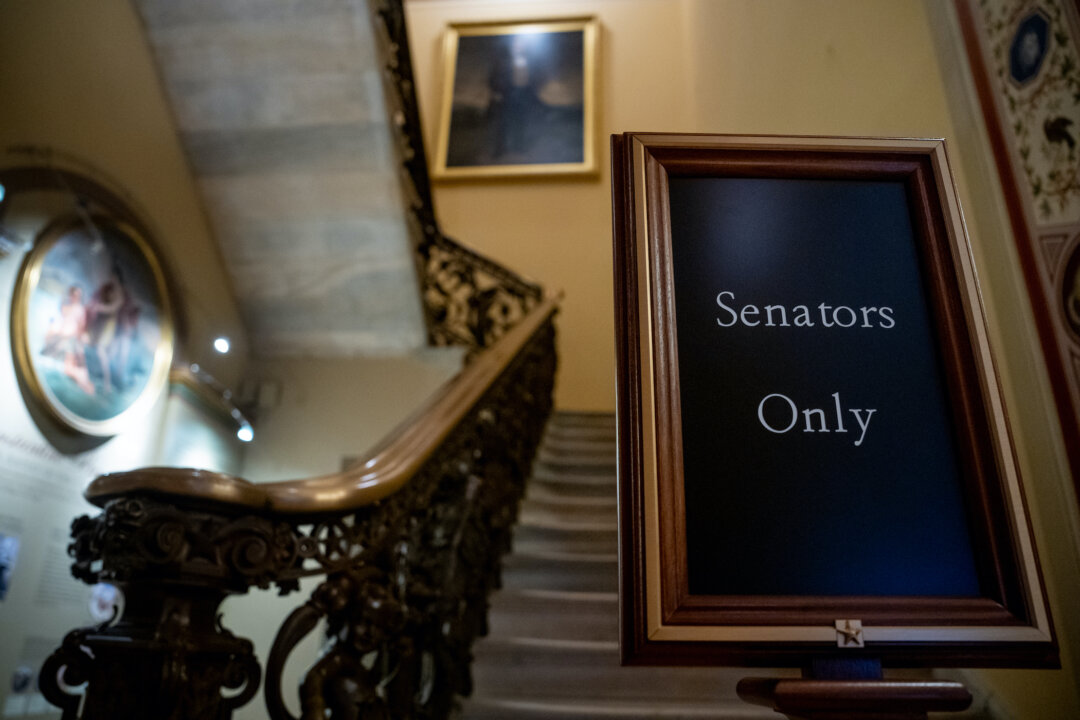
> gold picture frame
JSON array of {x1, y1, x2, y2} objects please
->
[
  {"x1": 11, "y1": 212, "x2": 174, "y2": 437},
  {"x1": 432, "y1": 17, "x2": 599, "y2": 180}
]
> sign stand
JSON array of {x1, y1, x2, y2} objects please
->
[
  {"x1": 737, "y1": 659, "x2": 971, "y2": 719},
  {"x1": 611, "y1": 133, "x2": 1058, "y2": 714}
]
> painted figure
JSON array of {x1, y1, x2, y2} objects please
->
[
  {"x1": 87, "y1": 265, "x2": 139, "y2": 394},
  {"x1": 41, "y1": 285, "x2": 95, "y2": 395},
  {"x1": 489, "y1": 35, "x2": 539, "y2": 157}
]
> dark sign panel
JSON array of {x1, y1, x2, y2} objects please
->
[
  {"x1": 611, "y1": 134, "x2": 1056, "y2": 667},
  {"x1": 669, "y1": 176, "x2": 978, "y2": 598}
]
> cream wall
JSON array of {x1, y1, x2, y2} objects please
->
[
  {"x1": 0, "y1": 0, "x2": 248, "y2": 387},
  {"x1": 408, "y1": 0, "x2": 693, "y2": 412},
  {"x1": 0, "y1": 1, "x2": 252, "y2": 712},
  {"x1": 924, "y1": 4, "x2": 1080, "y2": 719},
  {"x1": 241, "y1": 350, "x2": 462, "y2": 482},
  {"x1": 406, "y1": 0, "x2": 963, "y2": 412},
  {"x1": 407, "y1": 0, "x2": 1080, "y2": 716}
]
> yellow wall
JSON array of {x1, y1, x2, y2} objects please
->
[
  {"x1": 407, "y1": 0, "x2": 1080, "y2": 716},
  {"x1": 241, "y1": 351, "x2": 462, "y2": 482},
  {"x1": 923, "y1": 5, "x2": 1080, "y2": 718},
  {"x1": 0, "y1": 0, "x2": 248, "y2": 386},
  {"x1": 0, "y1": 1, "x2": 253, "y2": 710},
  {"x1": 407, "y1": 0, "x2": 963, "y2": 411},
  {"x1": 409, "y1": 0, "x2": 691, "y2": 412},
  {"x1": 1, "y1": 0, "x2": 1077, "y2": 716}
]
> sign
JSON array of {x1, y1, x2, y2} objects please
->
[{"x1": 611, "y1": 134, "x2": 1056, "y2": 667}]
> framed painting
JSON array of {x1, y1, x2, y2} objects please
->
[
  {"x1": 432, "y1": 17, "x2": 599, "y2": 179},
  {"x1": 611, "y1": 133, "x2": 1057, "y2": 669},
  {"x1": 11, "y1": 212, "x2": 174, "y2": 436}
]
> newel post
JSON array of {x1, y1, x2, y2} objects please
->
[{"x1": 41, "y1": 494, "x2": 301, "y2": 719}]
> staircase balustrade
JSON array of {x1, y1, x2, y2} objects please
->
[
  {"x1": 41, "y1": 298, "x2": 558, "y2": 719},
  {"x1": 368, "y1": 0, "x2": 544, "y2": 354},
  {"x1": 40, "y1": 1, "x2": 559, "y2": 716}
]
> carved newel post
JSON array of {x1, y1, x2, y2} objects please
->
[
  {"x1": 37, "y1": 310, "x2": 557, "y2": 720},
  {"x1": 40, "y1": 494, "x2": 299, "y2": 719}
]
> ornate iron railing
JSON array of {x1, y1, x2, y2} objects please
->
[
  {"x1": 42, "y1": 298, "x2": 558, "y2": 719},
  {"x1": 41, "y1": 1, "x2": 559, "y2": 717},
  {"x1": 368, "y1": 0, "x2": 544, "y2": 353}
]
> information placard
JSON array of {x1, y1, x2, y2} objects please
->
[{"x1": 611, "y1": 134, "x2": 1056, "y2": 667}]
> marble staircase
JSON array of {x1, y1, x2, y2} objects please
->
[{"x1": 458, "y1": 412, "x2": 777, "y2": 720}]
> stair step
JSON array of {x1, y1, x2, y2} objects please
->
[
  {"x1": 531, "y1": 468, "x2": 616, "y2": 489},
  {"x1": 500, "y1": 550, "x2": 618, "y2": 593},
  {"x1": 508, "y1": 547, "x2": 617, "y2": 563},
  {"x1": 521, "y1": 497, "x2": 617, "y2": 523},
  {"x1": 546, "y1": 412, "x2": 616, "y2": 430},
  {"x1": 513, "y1": 523, "x2": 617, "y2": 555},
  {"x1": 527, "y1": 480, "x2": 616, "y2": 500},
  {"x1": 535, "y1": 453, "x2": 617, "y2": 470},
  {"x1": 487, "y1": 589, "x2": 617, "y2": 642},
  {"x1": 544, "y1": 423, "x2": 613, "y2": 440},
  {"x1": 459, "y1": 697, "x2": 774, "y2": 719},
  {"x1": 518, "y1": 507, "x2": 618, "y2": 532},
  {"x1": 468, "y1": 638, "x2": 773, "y2": 702},
  {"x1": 512, "y1": 533, "x2": 617, "y2": 555},
  {"x1": 535, "y1": 453, "x2": 617, "y2": 475},
  {"x1": 540, "y1": 438, "x2": 618, "y2": 457},
  {"x1": 526, "y1": 484, "x2": 617, "y2": 506},
  {"x1": 543, "y1": 429, "x2": 617, "y2": 447},
  {"x1": 543, "y1": 430, "x2": 617, "y2": 445}
]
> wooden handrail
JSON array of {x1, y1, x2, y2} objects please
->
[
  {"x1": 45, "y1": 4, "x2": 559, "y2": 717},
  {"x1": 85, "y1": 295, "x2": 560, "y2": 516},
  {"x1": 44, "y1": 3, "x2": 563, "y2": 713}
]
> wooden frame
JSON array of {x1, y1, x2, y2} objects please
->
[
  {"x1": 432, "y1": 17, "x2": 598, "y2": 179},
  {"x1": 11, "y1": 212, "x2": 174, "y2": 437},
  {"x1": 611, "y1": 133, "x2": 1057, "y2": 668}
]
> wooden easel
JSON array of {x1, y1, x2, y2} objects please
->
[{"x1": 737, "y1": 659, "x2": 972, "y2": 720}]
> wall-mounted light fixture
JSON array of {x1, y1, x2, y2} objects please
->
[
  {"x1": 236, "y1": 422, "x2": 254, "y2": 443},
  {"x1": 170, "y1": 363, "x2": 255, "y2": 444}
]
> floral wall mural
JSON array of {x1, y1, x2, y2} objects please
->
[{"x1": 961, "y1": 0, "x2": 1080, "y2": 487}]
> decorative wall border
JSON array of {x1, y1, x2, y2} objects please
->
[{"x1": 957, "y1": 0, "x2": 1080, "y2": 497}]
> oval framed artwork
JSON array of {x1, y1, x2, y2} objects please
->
[{"x1": 10, "y1": 213, "x2": 174, "y2": 436}]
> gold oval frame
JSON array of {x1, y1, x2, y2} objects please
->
[{"x1": 11, "y1": 212, "x2": 174, "y2": 437}]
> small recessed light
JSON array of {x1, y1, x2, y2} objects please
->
[
  {"x1": 237, "y1": 424, "x2": 254, "y2": 443},
  {"x1": 214, "y1": 337, "x2": 230, "y2": 354},
  {"x1": 0, "y1": 184, "x2": 6, "y2": 203}
]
